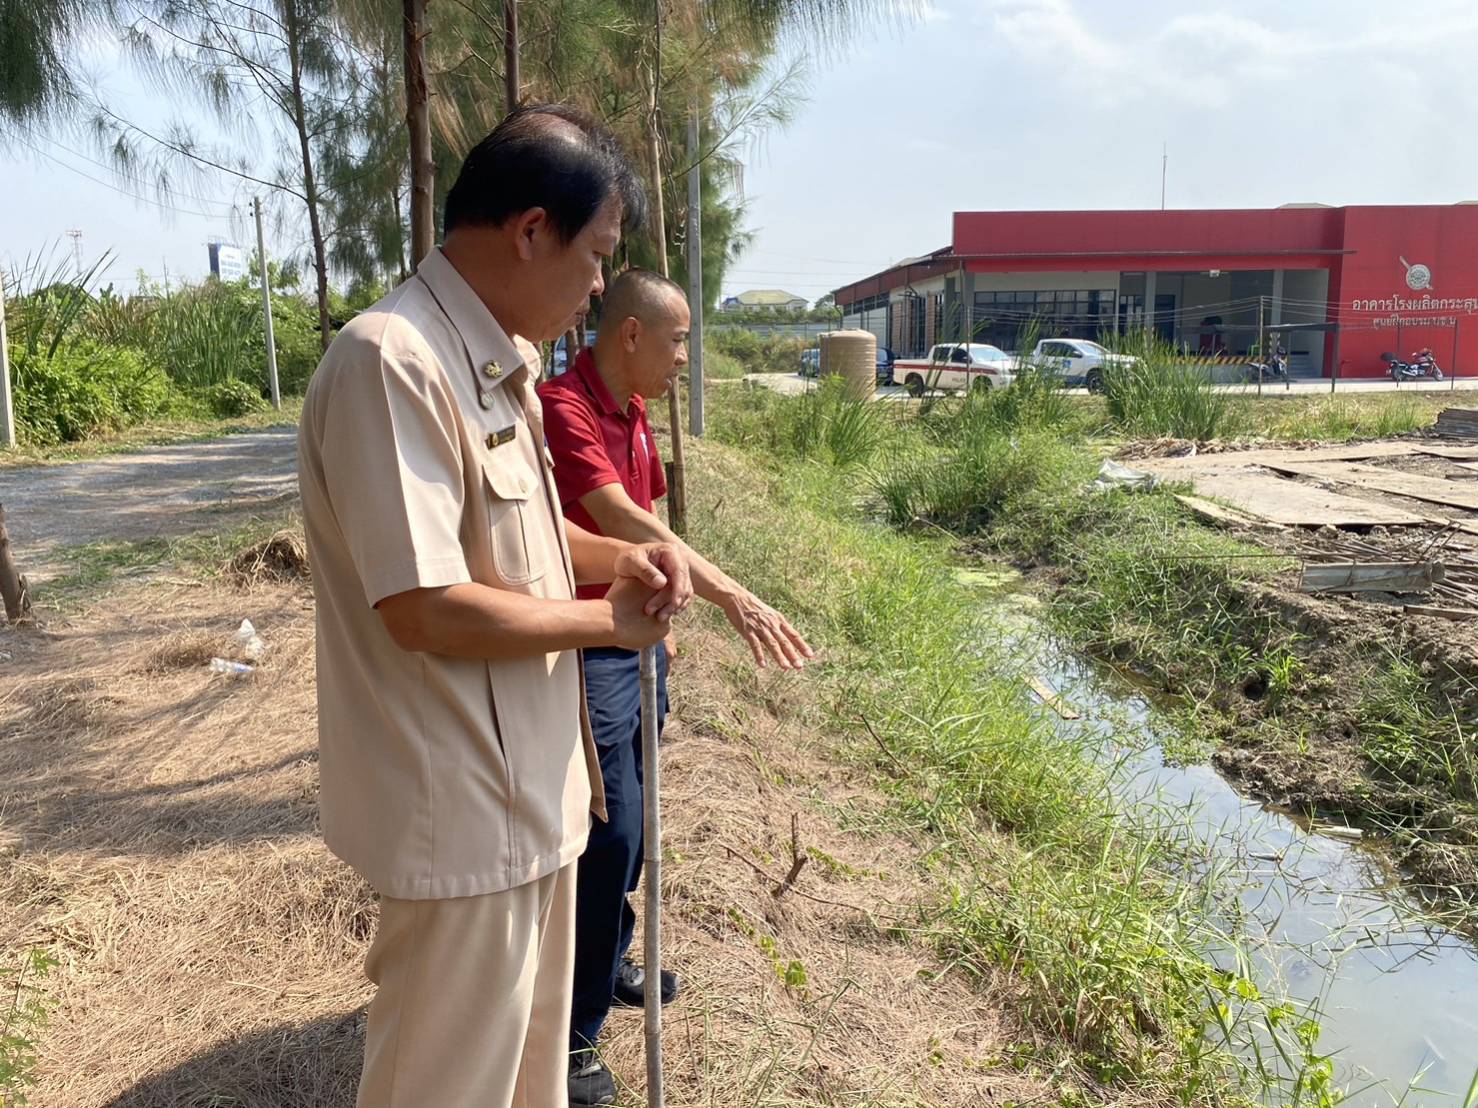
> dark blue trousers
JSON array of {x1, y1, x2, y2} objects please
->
[{"x1": 570, "y1": 644, "x2": 668, "y2": 1051}]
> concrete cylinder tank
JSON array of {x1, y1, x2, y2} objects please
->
[{"x1": 818, "y1": 329, "x2": 876, "y2": 399}]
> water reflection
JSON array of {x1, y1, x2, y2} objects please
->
[{"x1": 978, "y1": 577, "x2": 1478, "y2": 1102}]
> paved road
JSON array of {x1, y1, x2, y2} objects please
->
[
  {"x1": 0, "y1": 428, "x2": 300, "y2": 582},
  {"x1": 746, "y1": 372, "x2": 1478, "y2": 399}
]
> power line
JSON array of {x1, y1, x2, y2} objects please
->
[
  {"x1": 18, "y1": 129, "x2": 240, "y2": 214},
  {"x1": 9, "y1": 132, "x2": 234, "y2": 220}
]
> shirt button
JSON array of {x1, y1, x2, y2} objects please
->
[
  {"x1": 482, "y1": 360, "x2": 503, "y2": 378},
  {"x1": 479, "y1": 392, "x2": 495, "y2": 410}
]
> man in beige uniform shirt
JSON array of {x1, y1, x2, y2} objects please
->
[{"x1": 297, "y1": 104, "x2": 692, "y2": 1108}]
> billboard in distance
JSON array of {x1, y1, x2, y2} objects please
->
[{"x1": 209, "y1": 242, "x2": 247, "y2": 283}]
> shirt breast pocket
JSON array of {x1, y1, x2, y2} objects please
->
[{"x1": 482, "y1": 457, "x2": 547, "y2": 587}]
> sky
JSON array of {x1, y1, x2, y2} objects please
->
[{"x1": 4, "y1": 0, "x2": 1478, "y2": 302}]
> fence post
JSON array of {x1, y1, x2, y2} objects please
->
[
  {"x1": 1256, "y1": 296, "x2": 1265, "y2": 397},
  {"x1": 1452, "y1": 319, "x2": 1460, "y2": 390},
  {"x1": 0, "y1": 271, "x2": 14, "y2": 448},
  {"x1": 254, "y1": 197, "x2": 282, "y2": 411}
]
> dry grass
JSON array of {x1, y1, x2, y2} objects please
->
[
  {"x1": 0, "y1": 568, "x2": 1114, "y2": 1107},
  {"x1": 223, "y1": 530, "x2": 310, "y2": 589}
]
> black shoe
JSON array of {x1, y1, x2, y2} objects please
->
[
  {"x1": 612, "y1": 957, "x2": 679, "y2": 1007},
  {"x1": 569, "y1": 1051, "x2": 616, "y2": 1107}
]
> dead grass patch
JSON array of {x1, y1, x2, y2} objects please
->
[{"x1": 0, "y1": 570, "x2": 1163, "y2": 1106}]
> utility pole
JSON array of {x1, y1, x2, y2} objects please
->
[
  {"x1": 1160, "y1": 144, "x2": 1167, "y2": 210},
  {"x1": 686, "y1": 109, "x2": 704, "y2": 438},
  {"x1": 66, "y1": 228, "x2": 83, "y2": 274},
  {"x1": 0, "y1": 270, "x2": 14, "y2": 448},
  {"x1": 254, "y1": 197, "x2": 282, "y2": 410}
]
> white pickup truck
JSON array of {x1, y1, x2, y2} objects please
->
[
  {"x1": 894, "y1": 343, "x2": 1018, "y2": 397},
  {"x1": 1027, "y1": 338, "x2": 1137, "y2": 393}
]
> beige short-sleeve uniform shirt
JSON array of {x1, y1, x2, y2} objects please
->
[{"x1": 298, "y1": 247, "x2": 605, "y2": 901}]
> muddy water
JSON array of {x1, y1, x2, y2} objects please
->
[{"x1": 975, "y1": 576, "x2": 1478, "y2": 1102}]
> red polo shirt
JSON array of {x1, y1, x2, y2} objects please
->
[{"x1": 538, "y1": 347, "x2": 667, "y2": 599}]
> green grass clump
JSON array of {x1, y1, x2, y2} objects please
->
[
  {"x1": 692, "y1": 404, "x2": 1339, "y2": 1099},
  {"x1": 1232, "y1": 393, "x2": 1443, "y2": 442},
  {"x1": 1100, "y1": 334, "x2": 1235, "y2": 441},
  {"x1": 1, "y1": 949, "x2": 57, "y2": 1108}
]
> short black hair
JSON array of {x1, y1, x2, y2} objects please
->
[
  {"x1": 599, "y1": 268, "x2": 687, "y2": 332},
  {"x1": 442, "y1": 103, "x2": 648, "y2": 241}
]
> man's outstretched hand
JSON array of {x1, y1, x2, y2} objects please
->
[{"x1": 722, "y1": 588, "x2": 814, "y2": 670}]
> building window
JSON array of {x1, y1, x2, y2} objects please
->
[{"x1": 970, "y1": 288, "x2": 1117, "y2": 348}]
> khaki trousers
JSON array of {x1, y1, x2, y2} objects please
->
[{"x1": 357, "y1": 863, "x2": 577, "y2": 1108}]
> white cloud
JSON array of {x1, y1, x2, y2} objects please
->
[{"x1": 980, "y1": 0, "x2": 1478, "y2": 109}]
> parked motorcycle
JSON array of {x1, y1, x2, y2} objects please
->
[
  {"x1": 1383, "y1": 349, "x2": 1444, "y2": 382},
  {"x1": 1243, "y1": 352, "x2": 1288, "y2": 384}
]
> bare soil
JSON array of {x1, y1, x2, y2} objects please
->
[
  {"x1": 0, "y1": 568, "x2": 1111, "y2": 1107},
  {"x1": 0, "y1": 428, "x2": 299, "y2": 583}
]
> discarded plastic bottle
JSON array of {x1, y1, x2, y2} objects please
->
[{"x1": 208, "y1": 657, "x2": 254, "y2": 676}]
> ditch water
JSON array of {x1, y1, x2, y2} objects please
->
[{"x1": 974, "y1": 571, "x2": 1478, "y2": 1103}]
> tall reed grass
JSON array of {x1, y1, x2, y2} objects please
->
[
  {"x1": 1100, "y1": 333, "x2": 1237, "y2": 441},
  {"x1": 690, "y1": 419, "x2": 1343, "y2": 1102}
]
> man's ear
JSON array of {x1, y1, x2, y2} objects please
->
[
  {"x1": 510, "y1": 208, "x2": 549, "y2": 261},
  {"x1": 620, "y1": 315, "x2": 642, "y2": 353}
]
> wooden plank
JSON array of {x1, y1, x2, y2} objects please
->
[
  {"x1": 1026, "y1": 675, "x2": 1080, "y2": 720},
  {"x1": 1416, "y1": 446, "x2": 1478, "y2": 460},
  {"x1": 1180, "y1": 470, "x2": 1429, "y2": 527},
  {"x1": 1139, "y1": 441, "x2": 1428, "y2": 477},
  {"x1": 1174, "y1": 494, "x2": 1287, "y2": 530},
  {"x1": 1263, "y1": 461, "x2": 1478, "y2": 512},
  {"x1": 1300, "y1": 561, "x2": 1444, "y2": 594}
]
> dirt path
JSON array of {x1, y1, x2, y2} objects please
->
[{"x1": 0, "y1": 428, "x2": 299, "y2": 582}]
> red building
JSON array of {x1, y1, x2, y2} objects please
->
[{"x1": 834, "y1": 204, "x2": 1478, "y2": 378}]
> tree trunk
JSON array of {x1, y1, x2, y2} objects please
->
[
  {"x1": 0, "y1": 503, "x2": 31, "y2": 622},
  {"x1": 284, "y1": 0, "x2": 333, "y2": 352},
  {"x1": 404, "y1": 0, "x2": 434, "y2": 269},
  {"x1": 503, "y1": 0, "x2": 520, "y2": 114}
]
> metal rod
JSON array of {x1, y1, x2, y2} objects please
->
[
  {"x1": 1453, "y1": 318, "x2": 1460, "y2": 390},
  {"x1": 639, "y1": 642, "x2": 664, "y2": 1108},
  {"x1": 254, "y1": 197, "x2": 282, "y2": 410}
]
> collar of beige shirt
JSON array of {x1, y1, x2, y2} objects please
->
[{"x1": 414, "y1": 247, "x2": 537, "y2": 394}]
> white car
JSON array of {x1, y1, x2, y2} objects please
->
[
  {"x1": 894, "y1": 343, "x2": 1017, "y2": 397},
  {"x1": 1029, "y1": 338, "x2": 1138, "y2": 393}
]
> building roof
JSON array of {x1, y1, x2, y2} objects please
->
[{"x1": 730, "y1": 288, "x2": 807, "y2": 305}]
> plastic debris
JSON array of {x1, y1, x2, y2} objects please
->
[
  {"x1": 233, "y1": 618, "x2": 268, "y2": 660},
  {"x1": 1093, "y1": 459, "x2": 1159, "y2": 492},
  {"x1": 208, "y1": 657, "x2": 254, "y2": 676}
]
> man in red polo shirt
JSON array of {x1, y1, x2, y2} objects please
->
[{"x1": 539, "y1": 268, "x2": 813, "y2": 1106}]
